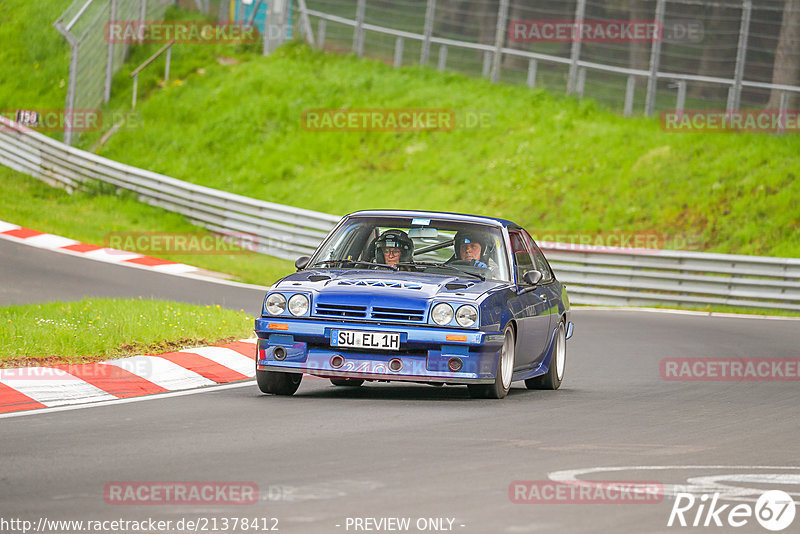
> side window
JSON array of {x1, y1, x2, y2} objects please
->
[
  {"x1": 531, "y1": 241, "x2": 554, "y2": 283},
  {"x1": 508, "y1": 229, "x2": 536, "y2": 285}
]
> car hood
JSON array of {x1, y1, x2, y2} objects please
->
[{"x1": 274, "y1": 269, "x2": 509, "y2": 300}]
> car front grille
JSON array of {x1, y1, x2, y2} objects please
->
[
  {"x1": 370, "y1": 307, "x2": 425, "y2": 321},
  {"x1": 315, "y1": 303, "x2": 367, "y2": 318},
  {"x1": 314, "y1": 302, "x2": 426, "y2": 323}
]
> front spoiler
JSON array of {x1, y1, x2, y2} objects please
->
[{"x1": 258, "y1": 361, "x2": 496, "y2": 385}]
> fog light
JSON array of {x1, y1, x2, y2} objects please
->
[
  {"x1": 388, "y1": 358, "x2": 403, "y2": 372},
  {"x1": 273, "y1": 346, "x2": 287, "y2": 361},
  {"x1": 448, "y1": 357, "x2": 463, "y2": 372},
  {"x1": 330, "y1": 355, "x2": 344, "y2": 368}
]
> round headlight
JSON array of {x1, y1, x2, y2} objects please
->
[
  {"x1": 455, "y1": 305, "x2": 478, "y2": 327},
  {"x1": 265, "y1": 293, "x2": 286, "y2": 315},
  {"x1": 431, "y1": 303, "x2": 454, "y2": 326},
  {"x1": 288, "y1": 294, "x2": 309, "y2": 316}
]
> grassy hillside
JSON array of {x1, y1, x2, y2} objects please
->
[
  {"x1": 0, "y1": 165, "x2": 293, "y2": 286},
  {"x1": 1, "y1": 1, "x2": 798, "y2": 261},
  {"x1": 0, "y1": 0, "x2": 73, "y2": 140},
  {"x1": 92, "y1": 42, "x2": 799, "y2": 257}
]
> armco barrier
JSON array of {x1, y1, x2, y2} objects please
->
[
  {"x1": 0, "y1": 116, "x2": 340, "y2": 260},
  {"x1": 1, "y1": 116, "x2": 798, "y2": 311}
]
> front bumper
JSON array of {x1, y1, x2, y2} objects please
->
[{"x1": 254, "y1": 317, "x2": 503, "y2": 384}]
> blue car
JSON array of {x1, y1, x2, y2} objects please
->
[{"x1": 254, "y1": 210, "x2": 573, "y2": 399}]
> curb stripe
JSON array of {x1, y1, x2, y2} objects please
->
[
  {"x1": 0, "y1": 369, "x2": 118, "y2": 407},
  {"x1": 0, "y1": 383, "x2": 48, "y2": 414},
  {"x1": 184, "y1": 346, "x2": 256, "y2": 377},
  {"x1": 157, "y1": 352, "x2": 249, "y2": 383},
  {"x1": 54, "y1": 363, "x2": 168, "y2": 398},
  {"x1": 61, "y1": 243, "x2": 103, "y2": 253},
  {"x1": 3, "y1": 228, "x2": 43, "y2": 239},
  {"x1": 124, "y1": 256, "x2": 175, "y2": 267},
  {"x1": 0, "y1": 221, "x2": 197, "y2": 276},
  {"x1": 222, "y1": 341, "x2": 258, "y2": 359},
  {"x1": 104, "y1": 356, "x2": 216, "y2": 390}
]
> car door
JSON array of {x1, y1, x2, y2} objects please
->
[
  {"x1": 507, "y1": 228, "x2": 553, "y2": 371},
  {"x1": 530, "y1": 240, "x2": 562, "y2": 364}
]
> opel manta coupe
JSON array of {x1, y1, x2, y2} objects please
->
[{"x1": 254, "y1": 210, "x2": 573, "y2": 399}]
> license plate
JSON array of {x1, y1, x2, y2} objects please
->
[{"x1": 332, "y1": 330, "x2": 400, "y2": 351}]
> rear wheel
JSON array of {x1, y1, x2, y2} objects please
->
[
  {"x1": 526, "y1": 320, "x2": 566, "y2": 390},
  {"x1": 257, "y1": 369, "x2": 302, "y2": 396},
  {"x1": 468, "y1": 324, "x2": 515, "y2": 399},
  {"x1": 330, "y1": 378, "x2": 364, "y2": 387}
]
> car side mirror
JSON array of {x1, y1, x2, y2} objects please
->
[
  {"x1": 522, "y1": 270, "x2": 543, "y2": 286},
  {"x1": 295, "y1": 255, "x2": 311, "y2": 270}
]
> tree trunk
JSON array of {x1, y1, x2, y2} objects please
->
[{"x1": 767, "y1": 0, "x2": 800, "y2": 108}]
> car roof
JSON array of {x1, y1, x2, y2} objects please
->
[{"x1": 346, "y1": 209, "x2": 518, "y2": 228}]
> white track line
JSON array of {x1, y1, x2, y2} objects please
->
[{"x1": 0, "y1": 380, "x2": 257, "y2": 420}]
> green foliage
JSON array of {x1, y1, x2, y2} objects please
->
[
  {"x1": 0, "y1": 297, "x2": 254, "y2": 363},
  {"x1": 0, "y1": 166, "x2": 294, "y2": 286},
  {"x1": 92, "y1": 43, "x2": 800, "y2": 257}
]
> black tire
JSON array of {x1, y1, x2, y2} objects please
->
[
  {"x1": 526, "y1": 320, "x2": 566, "y2": 390},
  {"x1": 468, "y1": 324, "x2": 515, "y2": 399},
  {"x1": 330, "y1": 378, "x2": 364, "y2": 387},
  {"x1": 256, "y1": 369, "x2": 302, "y2": 396}
]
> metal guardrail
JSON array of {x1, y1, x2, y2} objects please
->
[
  {"x1": 0, "y1": 116, "x2": 340, "y2": 260},
  {"x1": 538, "y1": 243, "x2": 800, "y2": 311},
  {"x1": 1, "y1": 115, "x2": 798, "y2": 311}
]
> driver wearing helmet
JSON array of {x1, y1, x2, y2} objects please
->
[
  {"x1": 375, "y1": 229, "x2": 414, "y2": 268},
  {"x1": 451, "y1": 230, "x2": 498, "y2": 275}
]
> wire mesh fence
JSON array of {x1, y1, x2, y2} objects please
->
[
  {"x1": 54, "y1": 0, "x2": 175, "y2": 145},
  {"x1": 299, "y1": 0, "x2": 800, "y2": 118},
  {"x1": 52, "y1": 0, "x2": 800, "y2": 143}
]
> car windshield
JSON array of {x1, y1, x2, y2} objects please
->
[{"x1": 309, "y1": 216, "x2": 511, "y2": 282}]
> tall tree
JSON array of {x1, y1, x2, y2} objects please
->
[{"x1": 767, "y1": 0, "x2": 800, "y2": 108}]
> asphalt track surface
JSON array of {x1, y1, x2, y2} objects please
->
[{"x1": 2, "y1": 239, "x2": 799, "y2": 534}]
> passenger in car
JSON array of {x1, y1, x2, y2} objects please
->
[
  {"x1": 374, "y1": 229, "x2": 414, "y2": 268},
  {"x1": 452, "y1": 230, "x2": 499, "y2": 275}
]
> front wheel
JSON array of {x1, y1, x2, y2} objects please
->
[
  {"x1": 468, "y1": 324, "x2": 515, "y2": 399},
  {"x1": 257, "y1": 369, "x2": 302, "y2": 396},
  {"x1": 526, "y1": 320, "x2": 566, "y2": 390}
]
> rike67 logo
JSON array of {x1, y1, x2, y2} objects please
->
[{"x1": 668, "y1": 490, "x2": 796, "y2": 531}]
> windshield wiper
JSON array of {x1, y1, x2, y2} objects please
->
[
  {"x1": 397, "y1": 262, "x2": 485, "y2": 281},
  {"x1": 311, "y1": 259, "x2": 398, "y2": 271}
]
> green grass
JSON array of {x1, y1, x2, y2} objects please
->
[
  {"x1": 0, "y1": 166, "x2": 294, "y2": 286},
  {"x1": 0, "y1": 297, "x2": 255, "y2": 365},
  {"x1": 91, "y1": 42, "x2": 799, "y2": 258},
  {"x1": 0, "y1": 0, "x2": 73, "y2": 141},
  {"x1": 0, "y1": 4, "x2": 798, "y2": 319}
]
